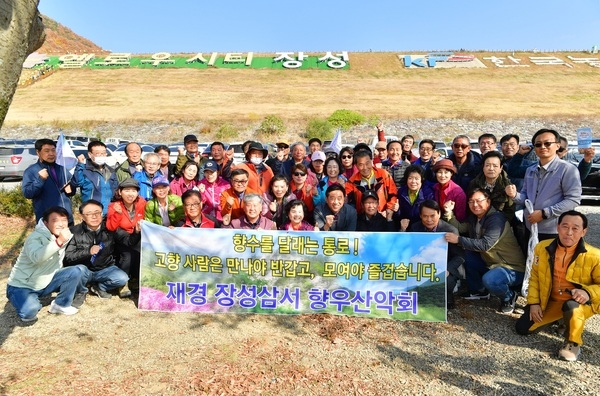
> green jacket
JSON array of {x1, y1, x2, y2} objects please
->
[
  {"x1": 8, "y1": 219, "x2": 73, "y2": 290},
  {"x1": 144, "y1": 194, "x2": 185, "y2": 226}
]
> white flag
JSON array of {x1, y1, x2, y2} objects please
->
[
  {"x1": 329, "y1": 129, "x2": 342, "y2": 154},
  {"x1": 55, "y1": 133, "x2": 78, "y2": 176}
]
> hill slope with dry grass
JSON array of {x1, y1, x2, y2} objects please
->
[{"x1": 7, "y1": 52, "x2": 600, "y2": 128}]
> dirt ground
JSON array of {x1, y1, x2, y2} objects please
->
[{"x1": 2, "y1": 214, "x2": 600, "y2": 395}]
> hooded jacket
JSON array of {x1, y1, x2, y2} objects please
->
[{"x1": 8, "y1": 218, "x2": 73, "y2": 290}]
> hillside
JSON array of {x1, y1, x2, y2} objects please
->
[{"x1": 37, "y1": 15, "x2": 106, "y2": 55}]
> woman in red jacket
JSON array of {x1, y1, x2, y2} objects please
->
[{"x1": 106, "y1": 177, "x2": 146, "y2": 297}]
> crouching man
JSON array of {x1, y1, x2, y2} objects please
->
[
  {"x1": 64, "y1": 200, "x2": 141, "y2": 299},
  {"x1": 516, "y1": 210, "x2": 600, "y2": 362},
  {"x1": 6, "y1": 206, "x2": 89, "y2": 323}
]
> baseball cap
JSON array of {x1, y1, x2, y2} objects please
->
[
  {"x1": 311, "y1": 151, "x2": 326, "y2": 162},
  {"x1": 361, "y1": 190, "x2": 379, "y2": 202},
  {"x1": 203, "y1": 161, "x2": 219, "y2": 172},
  {"x1": 184, "y1": 134, "x2": 198, "y2": 144},
  {"x1": 152, "y1": 176, "x2": 170, "y2": 188}
]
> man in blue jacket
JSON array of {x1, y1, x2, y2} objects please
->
[
  {"x1": 22, "y1": 139, "x2": 76, "y2": 225},
  {"x1": 73, "y1": 141, "x2": 119, "y2": 217}
]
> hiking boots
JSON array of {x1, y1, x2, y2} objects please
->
[
  {"x1": 118, "y1": 284, "x2": 132, "y2": 298},
  {"x1": 499, "y1": 292, "x2": 518, "y2": 314},
  {"x1": 90, "y1": 285, "x2": 112, "y2": 299},
  {"x1": 558, "y1": 342, "x2": 580, "y2": 361}
]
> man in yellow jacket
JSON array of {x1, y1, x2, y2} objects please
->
[{"x1": 516, "y1": 210, "x2": 600, "y2": 362}]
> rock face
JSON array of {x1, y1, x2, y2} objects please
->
[
  {"x1": 0, "y1": 0, "x2": 45, "y2": 128},
  {"x1": 2, "y1": 118, "x2": 599, "y2": 145}
]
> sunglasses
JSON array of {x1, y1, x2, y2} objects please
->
[
  {"x1": 293, "y1": 172, "x2": 306, "y2": 177},
  {"x1": 534, "y1": 141, "x2": 557, "y2": 148},
  {"x1": 341, "y1": 155, "x2": 353, "y2": 159},
  {"x1": 452, "y1": 144, "x2": 469, "y2": 149}
]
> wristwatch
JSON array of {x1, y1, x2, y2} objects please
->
[{"x1": 541, "y1": 209, "x2": 548, "y2": 219}]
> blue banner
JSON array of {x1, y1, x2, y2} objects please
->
[{"x1": 139, "y1": 221, "x2": 448, "y2": 321}]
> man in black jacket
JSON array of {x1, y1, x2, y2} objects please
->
[{"x1": 64, "y1": 200, "x2": 140, "y2": 299}]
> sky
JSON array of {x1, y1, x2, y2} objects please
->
[{"x1": 39, "y1": 0, "x2": 600, "y2": 54}]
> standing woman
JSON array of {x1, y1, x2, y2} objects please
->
[
  {"x1": 314, "y1": 157, "x2": 347, "y2": 207},
  {"x1": 281, "y1": 200, "x2": 319, "y2": 231},
  {"x1": 197, "y1": 161, "x2": 230, "y2": 222},
  {"x1": 169, "y1": 160, "x2": 200, "y2": 197},
  {"x1": 432, "y1": 159, "x2": 467, "y2": 222},
  {"x1": 398, "y1": 165, "x2": 435, "y2": 230},
  {"x1": 144, "y1": 176, "x2": 184, "y2": 228},
  {"x1": 106, "y1": 177, "x2": 146, "y2": 298},
  {"x1": 289, "y1": 163, "x2": 315, "y2": 220},
  {"x1": 339, "y1": 146, "x2": 357, "y2": 180},
  {"x1": 262, "y1": 175, "x2": 297, "y2": 229}
]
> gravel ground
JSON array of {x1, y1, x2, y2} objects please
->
[{"x1": 1, "y1": 205, "x2": 600, "y2": 395}]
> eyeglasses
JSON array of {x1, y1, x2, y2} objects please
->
[
  {"x1": 453, "y1": 144, "x2": 469, "y2": 150},
  {"x1": 232, "y1": 179, "x2": 248, "y2": 184},
  {"x1": 534, "y1": 141, "x2": 558, "y2": 149},
  {"x1": 341, "y1": 155, "x2": 353, "y2": 159},
  {"x1": 82, "y1": 211, "x2": 102, "y2": 217},
  {"x1": 183, "y1": 203, "x2": 201, "y2": 208},
  {"x1": 293, "y1": 172, "x2": 306, "y2": 177},
  {"x1": 468, "y1": 198, "x2": 488, "y2": 205}
]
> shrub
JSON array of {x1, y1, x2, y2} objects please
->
[
  {"x1": 257, "y1": 115, "x2": 285, "y2": 137},
  {"x1": 215, "y1": 123, "x2": 238, "y2": 141},
  {"x1": 327, "y1": 109, "x2": 365, "y2": 130},
  {"x1": 0, "y1": 186, "x2": 33, "y2": 218},
  {"x1": 305, "y1": 119, "x2": 334, "y2": 142}
]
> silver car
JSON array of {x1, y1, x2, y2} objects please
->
[{"x1": 0, "y1": 145, "x2": 38, "y2": 181}]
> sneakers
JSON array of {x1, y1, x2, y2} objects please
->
[
  {"x1": 558, "y1": 342, "x2": 581, "y2": 361},
  {"x1": 461, "y1": 290, "x2": 490, "y2": 300},
  {"x1": 48, "y1": 300, "x2": 79, "y2": 316},
  {"x1": 452, "y1": 279, "x2": 461, "y2": 294},
  {"x1": 72, "y1": 292, "x2": 87, "y2": 309},
  {"x1": 499, "y1": 292, "x2": 518, "y2": 314},
  {"x1": 20, "y1": 316, "x2": 38, "y2": 324},
  {"x1": 90, "y1": 285, "x2": 112, "y2": 299},
  {"x1": 118, "y1": 284, "x2": 132, "y2": 298}
]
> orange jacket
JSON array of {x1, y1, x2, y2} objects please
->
[
  {"x1": 220, "y1": 187, "x2": 260, "y2": 220},
  {"x1": 233, "y1": 162, "x2": 274, "y2": 195},
  {"x1": 345, "y1": 167, "x2": 398, "y2": 214}
]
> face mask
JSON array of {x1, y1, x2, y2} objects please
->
[
  {"x1": 93, "y1": 156, "x2": 107, "y2": 166},
  {"x1": 250, "y1": 157, "x2": 263, "y2": 166}
]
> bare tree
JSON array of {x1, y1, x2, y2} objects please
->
[{"x1": 0, "y1": 0, "x2": 45, "y2": 129}]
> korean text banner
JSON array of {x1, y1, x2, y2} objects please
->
[{"x1": 139, "y1": 221, "x2": 448, "y2": 321}]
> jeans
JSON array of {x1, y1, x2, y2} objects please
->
[
  {"x1": 89, "y1": 265, "x2": 129, "y2": 292},
  {"x1": 6, "y1": 265, "x2": 89, "y2": 321},
  {"x1": 465, "y1": 250, "x2": 524, "y2": 302}
]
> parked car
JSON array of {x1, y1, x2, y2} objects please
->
[
  {"x1": 566, "y1": 147, "x2": 600, "y2": 199},
  {"x1": 0, "y1": 145, "x2": 38, "y2": 181}
]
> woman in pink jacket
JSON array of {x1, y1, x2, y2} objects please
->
[
  {"x1": 197, "y1": 160, "x2": 230, "y2": 221},
  {"x1": 432, "y1": 159, "x2": 467, "y2": 222}
]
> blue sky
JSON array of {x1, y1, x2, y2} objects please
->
[{"x1": 39, "y1": 1, "x2": 600, "y2": 53}]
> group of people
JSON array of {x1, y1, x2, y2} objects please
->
[{"x1": 7, "y1": 126, "x2": 600, "y2": 362}]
